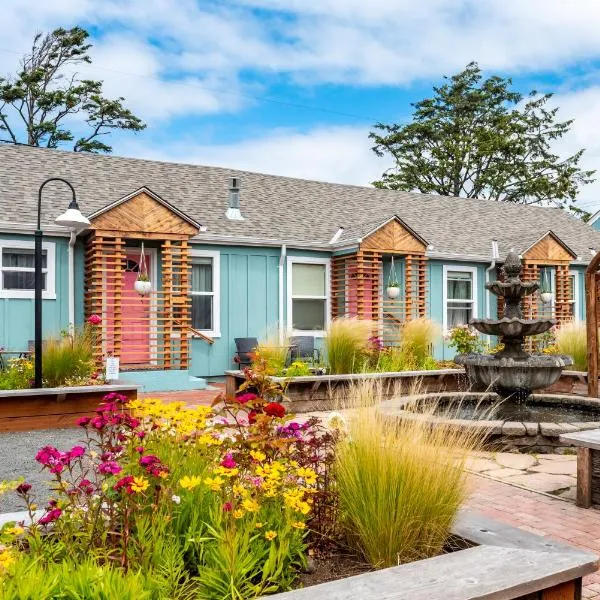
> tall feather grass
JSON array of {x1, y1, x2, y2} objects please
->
[
  {"x1": 554, "y1": 322, "x2": 587, "y2": 371},
  {"x1": 255, "y1": 331, "x2": 290, "y2": 375},
  {"x1": 398, "y1": 318, "x2": 441, "y2": 369},
  {"x1": 325, "y1": 318, "x2": 373, "y2": 374},
  {"x1": 335, "y1": 381, "x2": 483, "y2": 567},
  {"x1": 42, "y1": 326, "x2": 95, "y2": 387}
]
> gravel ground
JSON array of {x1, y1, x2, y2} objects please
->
[{"x1": 0, "y1": 428, "x2": 84, "y2": 513}]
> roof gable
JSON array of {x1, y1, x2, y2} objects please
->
[
  {"x1": 522, "y1": 231, "x2": 578, "y2": 263},
  {"x1": 89, "y1": 187, "x2": 200, "y2": 237},
  {"x1": 360, "y1": 215, "x2": 428, "y2": 254}
]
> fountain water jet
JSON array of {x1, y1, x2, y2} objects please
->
[{"x1": 455, "y1": 250, "x2": 573, "y2": 398}]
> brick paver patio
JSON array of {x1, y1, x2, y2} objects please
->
[
  {"x1": 139, "y1": 383, "x2": 225, "y2": 405},
  {"x1": 468, "y1": 475, "x2": 600, "y2": 599}
]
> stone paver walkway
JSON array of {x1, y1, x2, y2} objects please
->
[
  {"x1": 467, "y1": 475, "x2": 600, "y2": 598},
  {"x1": 467, "y1": 451, "x2": 578, "y2": 500}
]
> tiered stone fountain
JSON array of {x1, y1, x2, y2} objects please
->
[{"x1": 455, "y1": 250, "x2": 573, "y2": 397}]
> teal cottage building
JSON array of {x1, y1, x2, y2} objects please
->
[{"x1": 1, "y1": 144, "x2": 599, "y2": 391}]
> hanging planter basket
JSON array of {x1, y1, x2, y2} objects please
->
[
  {"x1": 135, "y1": 243, "x2": 152, "y2": 296},
  {"x1": 539, "y1": 269, "x2": 553, "y2": 304},
  {"x1": 386, "y1": 257, "x2": 401, "y2": 299},
  {"x1": 540, "y1": 291, "x2": 554, "y2": 305}
]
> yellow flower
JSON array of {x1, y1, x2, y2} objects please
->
[
  {"x1": 130, "y1": 476, "x2": 149, "y2": 493},
  {"x1": 204, "y1": 476, "x2": 224, "y2": 491},
  {"x1": 264, "y1": 530, "x2": 277, "y2": 541},
  {"x1": 222, "y1": 467, "x2": 239, "y2": 478},
  {"x1": 241, "y1": 498, "x2": 260, "y2": 513},
  {"x1": 297, "y1": 501, "x2": 311, "y2": 515},
  {"x1": 180, "y1": 475, "x2": 202, "y2": 491},
  {"x1": 233, "y1": 509, "x2": 244, "y2": 519},
  {"x1": 250, "y1": 450, "x2": 266, "y2": 462},
  {"x1": 233, "y1": 484, "x2": 250, "y2": 498},
  {"x1": 255, "y1": 522, "x2": 264, "y2": 529},
  {"x1": 292, "y1": 521, "x2": 306, "y2": 530},
  {"x1": 296, "y1": 467, "x2": 317, "y2": 485},
  {"x1": 0, "y1": 549, "x2": 15, "y2": 572},
  {"x1": 5, "y1": 526, "x2": 24, "y2": 536}
]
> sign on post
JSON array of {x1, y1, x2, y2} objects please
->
[{"x1": 105, "y1": 356, "x2": 120, "y2": 382}]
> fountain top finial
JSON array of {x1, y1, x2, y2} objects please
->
[{"x1": 503, "y1": 250, "x2": 522, "y2": 280}]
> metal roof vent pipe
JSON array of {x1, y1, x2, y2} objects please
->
[{"x1": 225, "y1": 177, "x2": 244, "y2": 220}]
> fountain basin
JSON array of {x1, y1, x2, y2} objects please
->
[
  {"x1": 470, "y1": 318, "x2": 555, "y2": 338},
  {"x1": 380, "y1": 392, "x2": 600, "y2": 452},
  {"x1": 455, "y1": 352, "x2": 573, "y2": 395}
]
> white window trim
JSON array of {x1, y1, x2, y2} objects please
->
[
  {"x1": 287, "y1": 256, "x2": 331, "y2": 337},
  {"x1": 0, "y1": 239, "x2": 56, "y2": 300},
  {"x1": 190, "y1": 249, "x2": 221, "y2": 338},
  {"x1": 569, "y1": 270, "x2": 580, "y2": 322},
  {"x1": 442, "y1": 265, "x2": 477, "y2": 332}
]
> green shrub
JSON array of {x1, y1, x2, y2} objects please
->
[
  {"x1": 282, "y1": 360, "x2": 312, "y2": 377},
  {"x1": 554, "y1": 322, "x2": 587, "y2": 371},
  {"x1": 335, "y1": 382, "x2": 481, "y2": 567},
  {"x1": 447, "y1": 325, "x2": 484, "y2": 356},
  {"x1": 325, "y1": 318, "x2": 373, "y2": 374},
  {"x1": 0, "y1": 358, "x2": 34, "y2": 390}
]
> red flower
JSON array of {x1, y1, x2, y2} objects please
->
[
  {"x1": 264, "y1": 402, "x2": 286, "y2": 418},
  {"x1": 16, "y1": 482, "x2": 32, "y2": 494},
  {"x1": 248, "y1": 410, "x2": 258, "y2": 424},
  {"x1": 87, "y1": 314, "x2": 101, "y2": 325},
  {"x1": 236, "y1": 392, "x2": 257, "y2": 404},
  {"x1": 222, "y1": 502, "x2": 233, "y2": 512}
]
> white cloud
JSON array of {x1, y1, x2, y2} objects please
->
[{"x1": 116, "y1": 125, "x2": 385, "y2": 186}]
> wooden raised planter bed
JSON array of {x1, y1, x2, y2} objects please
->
[
  {"x1": 0, "y1": 382, "x2": 139, "y2": 432},
  {"x1": 271, "y1": 510, "x2": 598, "y2": 600}
]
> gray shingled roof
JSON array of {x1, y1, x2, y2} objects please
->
[{"x1": 1, "y1": 144, "x2": 600, "y2": 263}]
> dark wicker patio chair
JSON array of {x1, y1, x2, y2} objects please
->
[{"x1": 234, "y1": 337, "x2": 259, "y2": 369}]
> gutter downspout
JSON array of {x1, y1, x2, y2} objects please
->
[
  {"x1": 279, "y1": 244, "x2": 287, "y2": 343},
  {"x1": 485, "y1": 240, "x2": 499, "y2": 342},
  {"x1": 68, "y1": 230, "x2": 76, "y2": 332}
]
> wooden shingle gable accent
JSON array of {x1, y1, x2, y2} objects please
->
[
  {"x1": 89, "y1": 189, "x2": 199, "y2": 238},
  {"x1": 522, "y1": 231, "x2": 577, "y2": 264},
  {"x1": 360, "y1": 216, "x2": 427, "y2": 255}
]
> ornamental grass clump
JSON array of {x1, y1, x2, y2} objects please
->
[
  {"x1": 398, "y1": 317, "x2": 441, "y2": 369},
  {"x1": 254, "y1": 332, "x2": 290, "y2": 375},
  {"x1": 554, "y1": 322, "x2": 587, "y2": 371},
  {"x1": 325, "y1": 317, "x2": 373, "y2": 374},
  {"x1": 335, "y1": 382, "x2": 483, "y2": 568}
]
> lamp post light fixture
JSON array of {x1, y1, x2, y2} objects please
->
[{"x1": 34, "y1": 178, "x2": 90, "y2": 388}]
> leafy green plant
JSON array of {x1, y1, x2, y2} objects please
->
[
  {"x1": 553, "y1": 322, "x2": 587, "y2": 371},
  {"x1": 447, "y1": 325, "x2": 484, "y2": 356},
  {"x1": 398, "y1": 318, "x2": 440, "y2": 369},
  {"x1": 335, "y1": 382, "x2": 483, "y2": 568},
  {"x1": 283, "y1": 361, "x2": 312, "y2": 377},
  {"x1": 325, "y1": 318, "x2": 373, "y2": 374},
  {"x1": 387, "y1": 280, "x2": 400, "y2": 288},
  {"x1": 0, "y1": 357, "x2": 34, "y2": 390}
]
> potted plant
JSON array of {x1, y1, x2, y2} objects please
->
[
  {"x1": 134, "y1": 272, "x2": 152, "y2": 296},
  {"x1": 540, "y1": 272, "x2": 553, "y2": 304},
  {"x1": 387, "y1": 279, "x2": 401, "y2": 299}
]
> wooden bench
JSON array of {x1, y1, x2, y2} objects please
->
[{"x1": 560, "y1": 429, "x2": 600, "y2": 508}]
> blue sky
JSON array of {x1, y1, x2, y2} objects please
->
[{"x1": 2, "y1": 0, "x2": 600, "y2": 211}]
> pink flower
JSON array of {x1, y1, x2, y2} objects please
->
[
  {"x1": 114, "y1": 475, "x2": 134, "y2": 494},
  {"x1": 90, "y1": 415, "x2": 107, "y2": 430},
  {"x1": 87, "y1": 314, "x2": 101, "y2": 325},
  {"x1": 220, "y1": 454, "x2": 237, "y2": 469},
  {"x1": 222, "y1": 502, "x2": 233, "y2": 512},
  {"x1": 68, "y1": 446, "x2": 85, "y2": 460},
  {"x1": 39, "y1": 508, "x2": 62, "y2": 525},
  {"x1": 135, "y1": 446, "x2": 145, "y2": 454},
  {"x1": 235, "y1": 393, "x2": 257, "y2": 405},
  {"x1": 78, "y1": 479, "x2": 94, "y2": 495},
  {"x1": 76, "y1": 416, "x2": 91, "y2": 427},
  {"x1": 139, "y1": 455, "x2": 159, "y2": 467},
  {"x1": 97, "y1": 461, "x2": 122, "y2": 475}
]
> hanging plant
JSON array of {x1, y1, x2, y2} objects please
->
[
  {"x1": 134, "y1": 243, "x2": 152, "y2": 296},
  {"x1": 539, "y1": 269, "x2": 553, "y2": 305},
  {"x1": 386, "y1": 257, "x2": 401, "y2": 299}
]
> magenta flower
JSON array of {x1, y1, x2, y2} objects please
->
[
  {"x1": 220, "y1": 454, "x2": 237, "y2": 469},
  {"x1": 76, "y1": 416, "x2": 91, "y2": 427},
  {"x1": 90, "y1": 415, "x2": 107, "y2": 430},
  {"x1": 39, "y1": 508, "x2": 62, "y2": 525},
  {"x1": 87, "y1": 314, "x2": 101, "y2": 326},
  {"x1": 222, "y1": 502, "x2": 233, "y2": 512},
  {"x1": 15, "y1": 482, "x2": 32, "y2": 494},
  {"x1": 235, "y1": 392, "x2": 257, "y2": 404},
  {"x1": 68, "y1": 446, "x2": 85, "y2": 460},
  {"x1": 139, "y1": 455, "x2": 159, "y2": 467},
  {"x1": 97, "y1": 461, "x2": 122, "y2": 475}
]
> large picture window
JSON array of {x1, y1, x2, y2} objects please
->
[
  {"x1": 443, "y1": 266, "x2": 477, "y2": 330},
  {"x1": 190, "y1": 250, "x2": 220, "y2": 337},
  {"x1": 0, "y1": 240, "x2": 55, "y2": 299},
  {"x1": 287, "y1": 258, "x2": 330, "y2": 334}
]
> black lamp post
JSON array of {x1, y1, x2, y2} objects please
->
[{"x1": 34, "y1": 178, "x2": 90, "y2": 388}]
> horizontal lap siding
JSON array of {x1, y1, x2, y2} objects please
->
[{"x1": 0, "y1": 234, "x2": 70, "y2": 352}]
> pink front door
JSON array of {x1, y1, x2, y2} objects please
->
[{"x1": 121, "y1": 252, "x2": 152, "y2": 365}]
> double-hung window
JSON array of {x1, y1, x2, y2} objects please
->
[
  {"x1": 287, "y1": 258, "x2": 330, "y2": 334},
  {"x1": 0, "y1": 240, "x2": 56, "y2": 299},
  {"x1": 190, "y1": 250, "x2": 220, "y2": 337},
  {"x1": 568, "y1": 271, "x2": 580, "y2": 321},
  {"x1": 443, "y1": 266, "x2": 477, "y2": 330}
]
